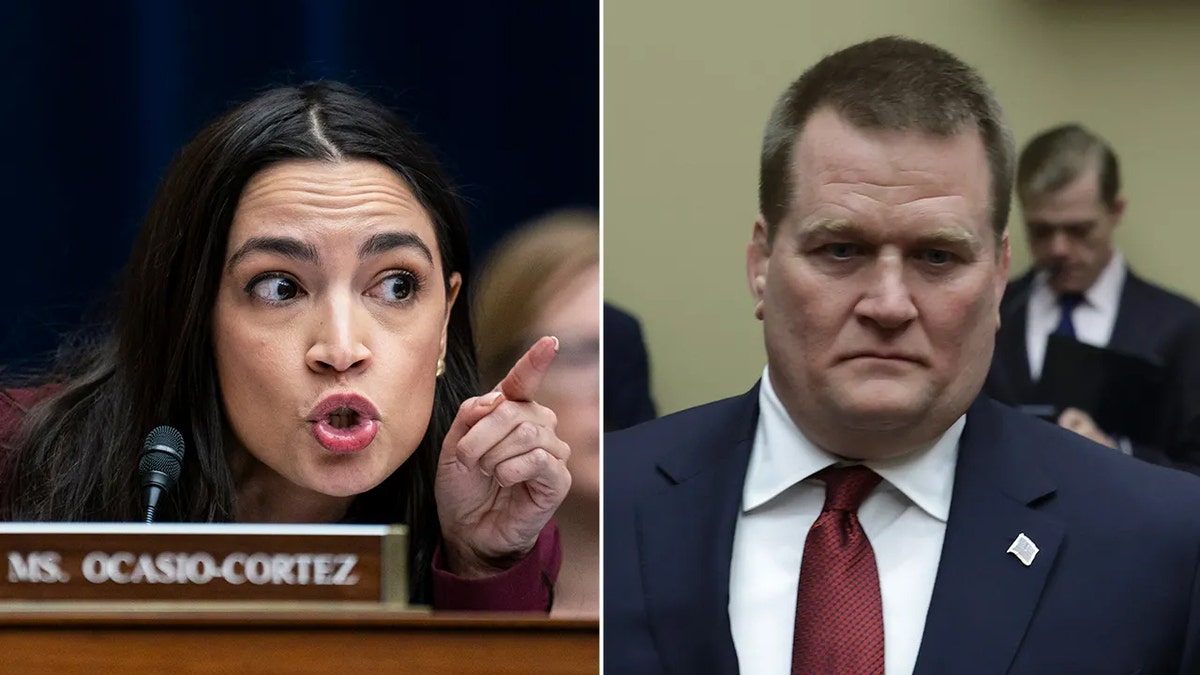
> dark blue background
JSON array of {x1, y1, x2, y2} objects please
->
[{"x1": 0, "y1": 0, "x2": 599, "y2": 371}]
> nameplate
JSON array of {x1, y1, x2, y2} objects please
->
[{"x1": 0, "y1": 523, "x2": 408, "y2": 605}]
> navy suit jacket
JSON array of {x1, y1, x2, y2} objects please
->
[
  {"x1": 985, "y1": 268, "x2": 1200, "y2": 474},
  {"x1": 605, "y1": 386, "x2": 1200, "y2": 674}
]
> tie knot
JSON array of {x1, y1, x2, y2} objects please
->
[
  {"x1": 815, "y1": 465, "x2": 881, "y2": 513},
  {"x1": 1058, "y1": 293, "x2": 1085, "y2": 311}
]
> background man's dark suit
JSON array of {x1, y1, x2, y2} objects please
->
[
  {"x1": 604, "y1": 385, "x2": 1200, "y2": 673},
  {"x1": 985, "y1": 269, "x2": 1200, "y2": 474},
  {"x1": 603, "y1": 303, "x2": 657, "y2": 431}
]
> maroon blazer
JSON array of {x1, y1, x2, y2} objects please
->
[{"x1": 0, "y1": 387, "x2": 559, "y2": 611}]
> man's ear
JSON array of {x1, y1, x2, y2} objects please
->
[
  {"x1": 748, "y1": 216, "x2": 771, "y2": 320},
  {"x1": 995, "y1": 232, "x2": 1011, "y2": 329},
  {"x1": 1109, "y1": 193, "x2": 1127, "y2": 226}
]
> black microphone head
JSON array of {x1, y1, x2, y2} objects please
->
[{"x1": 139, "y1": 425, "x2": 185, "y2": 483}]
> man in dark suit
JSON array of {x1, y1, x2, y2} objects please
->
[
  {"x1": 603, "y1": 302, "x2": 657, "y2": 431},
  {"x1": 605, "y1": 37, "x2": 1200, "y2": 674},
  {"x1": 984, "y1": 124, "x2": 1200, "y2": 474}
]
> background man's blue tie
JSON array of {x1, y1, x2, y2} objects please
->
[{"x1": 1054, "y1": 293, "x2": 1086, "y2": 339}]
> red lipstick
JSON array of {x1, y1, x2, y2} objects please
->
[{"x1": 306, "y1": 393, "x2": 380, "y2": 453}]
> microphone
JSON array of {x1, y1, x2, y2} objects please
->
[{"x1": 139, "y1": 425, "x2": 185, "y2": 524}]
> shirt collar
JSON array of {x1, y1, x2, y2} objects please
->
[
  {"x1": 1084, "y1": 250, "x2": 1126, "y2": 315},
  {"x1": 744, "y1": 367, "x2": 961, "y2": 522}
]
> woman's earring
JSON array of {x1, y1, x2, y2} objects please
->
[{"x1": 436, "y1": 357, "x2": 446, "y2": 377}]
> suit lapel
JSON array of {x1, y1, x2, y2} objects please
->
[
  {"x1": 914, "y1": 398, "x2": 1064, "y2": 675},
  {"x1": 637, "y1": 387, "x2": 759, "y2": 675},
  {"x1": 994, "y1": 274, "x2": 1037, "y2": 401},
  {"x1": 1106, "y1": 271, "x2": 1154, "y2": 357}
]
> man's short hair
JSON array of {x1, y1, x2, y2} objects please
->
[
  {"x1": 1016, "y1": 124, "x2": 1121, "y2": 210},
  {"x1": 759, "y1": 36, "x2": 1015, "y2": 245}
]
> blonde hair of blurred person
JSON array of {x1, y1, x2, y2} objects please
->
[{"x1": 474, "y1": 210, "x2": 600, "y2": 615}]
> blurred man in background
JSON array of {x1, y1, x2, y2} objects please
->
[
  {"x1": 985, "y1": 124, "x2": 1200, "y2": 473},
  {"x1": 603, "y1": 302, "x2": 657, "y2": 431}
]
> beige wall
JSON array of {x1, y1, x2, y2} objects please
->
[{"x1": 604, "y1": 0, "x2": 1200, "y2": 415}]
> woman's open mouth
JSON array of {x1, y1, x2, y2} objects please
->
[{"x1": 307, "y1": 394, "x2": 380, "y2": 453}]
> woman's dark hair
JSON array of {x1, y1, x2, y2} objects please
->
[{"x1": 0, "y1": 81, "x2": 479, "y2": 602}]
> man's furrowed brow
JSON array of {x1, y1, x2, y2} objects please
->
[
  {"x1": 797, "y1": 218, "x2": 860, "y2": 239},
  {"x1": 919, "y1": 226, "x2": 983, "y2": 254}
]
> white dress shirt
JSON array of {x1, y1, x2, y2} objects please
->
[
  {"x1": 729, "y1": 368, "x2": 962, "y2": 675},
  {"x1": 1025, "y1": 251, "x2": 1127, "y2": 381}
]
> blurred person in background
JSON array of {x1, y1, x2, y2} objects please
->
[
  {"x1": 985, "y1": 124, "x2": 1200, "y2": 473},
  {"x1": 474, "y1": 210, "x2": 600, "y2": 616},
  {"x1": 604, "y1": 302, "x2": 657, "y2": 431}
]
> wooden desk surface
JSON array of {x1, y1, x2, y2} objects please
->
[{"x1": 0, "y1": 605, "x2": 599, "y2": 674}]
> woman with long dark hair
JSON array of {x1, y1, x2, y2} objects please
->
[{"x1": 0, "y1": 81, "x2": 571, "y2": 608}]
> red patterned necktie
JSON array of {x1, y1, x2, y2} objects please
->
[{"x1": 792, "y1": 465, "x2": 885, "y2": 675}]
